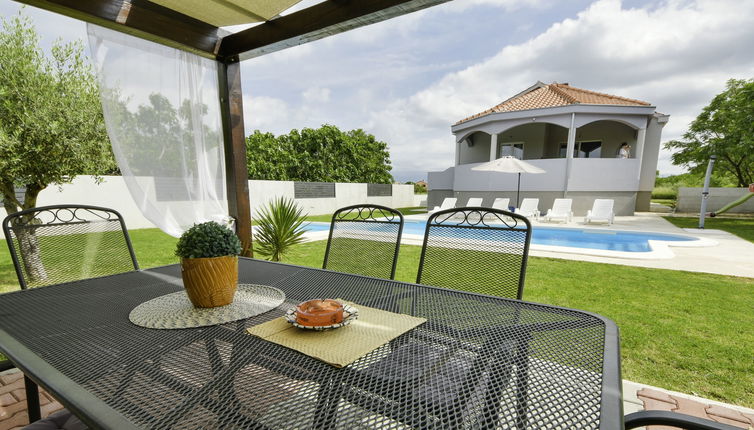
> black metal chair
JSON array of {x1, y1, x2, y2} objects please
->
[
  {"x1": 322, "y1": 204, "x2": 404, "y2": 280},
  {"x1": 3, "y1": 205, "x2": 139, "y2": 289},
  {"x1": 625, "y1": 410, "x2": 742, "y2": 429},
  {"x1": 331, "y1": 208, "x2": 534, "y2": 428},
  {"x1": 417, "y1": 206, "x2": 532, "y2": 299},
  {"x1": 2, "y1": 204, "x2": 139, "y2": 424}
]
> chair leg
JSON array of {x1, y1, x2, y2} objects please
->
[{"x1": 25, "y1": 375, "x2": 41, "y2": 422}]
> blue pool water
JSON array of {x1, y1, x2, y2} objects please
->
[{"x1": 305, "y1": 220, "x2": 697, "y2": 253}]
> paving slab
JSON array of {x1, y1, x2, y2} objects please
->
[{"x1": 625, "y1": 380, "x2": 754, "y2": 429}]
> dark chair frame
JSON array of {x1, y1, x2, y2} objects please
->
[
  {"x1": 3, "y1": 204, "x2": 139, "y2": 289},
  {"x1": 1, "y1": 204, "x2": 139, "y2": 423},
  {"x1": 322, "y1": 204, "x2": 404, "y2": 280},
  {"x1": 417, "y1": 206, "x2": 532, "y2": 300},
  {"x1": 625, "y1": 410, "x2": 742, "y2": 430}
]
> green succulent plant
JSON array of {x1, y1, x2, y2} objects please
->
[
  {"x1": 255, "y1": 197, "x2": 308, "y2": 262},
  {"x1": 175, "y1": 221, "x2": 242, "y2": 259}
]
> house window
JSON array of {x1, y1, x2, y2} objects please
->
[
  {"x1": 499, "y1": 142, "x2": 524, "y2": 159},
  {"x1": 559, "y1": 141, "x2": 602, "y2": 158}
]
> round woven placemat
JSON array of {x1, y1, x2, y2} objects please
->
[{"x1": 129, "y1": 284, "x2": 285, "y2": 329}]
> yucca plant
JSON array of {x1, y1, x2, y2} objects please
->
[{"x1": 255, "y1": 197, "x2": 308, "y2": 261}]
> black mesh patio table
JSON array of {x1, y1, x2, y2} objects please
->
[{"x1": 0, "y1": 258, "x2": 622, "y2": 429}]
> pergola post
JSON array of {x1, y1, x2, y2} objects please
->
[{"x1": 218, "y1": 58, "x2": 253, "y2": 257}]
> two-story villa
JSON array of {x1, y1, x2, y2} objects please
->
[{"x1": 427, "y1": 82, "x2": 669, "y2": 215}]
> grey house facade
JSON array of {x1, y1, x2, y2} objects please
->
[{"x1": 427, "y1": 82, "x2": 669, "y2": 216}]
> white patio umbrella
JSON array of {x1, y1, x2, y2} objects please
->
[{"x1": 472, "y1": 156, "x2": 546, "y2": 207}]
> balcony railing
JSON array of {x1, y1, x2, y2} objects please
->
[{"x1": 429, "y1": 158, "x2": 640, "y2": 192}]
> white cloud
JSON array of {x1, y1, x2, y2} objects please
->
[
  {"x1": 302, "y1": 87, "x2": 331, "y2": 104},
  {"x1": 365, "y1": 0, "x2": 754, "y2": 176},
  {"x1": 243, "y1": 95, "x2": 289, "y2": 134},
  {"x1": 443, "y1": 0, "x2": 552, "y2": 13}
]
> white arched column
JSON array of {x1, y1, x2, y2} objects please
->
[
  {"x1": 489, "y1": 133, "x2": 498, "y2": 161},
  {"x1": 563, "y1": 113, "x2": 576, "y2": 196},
  {"x1": 635, "y1": 127, "x2": 646, "y2": 180}
]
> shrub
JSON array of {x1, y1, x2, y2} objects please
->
[
  {"x1": 175, "y1": 221, "x2": 241, "y2": 259},
  {"x1": 255, "y1": 197, "x2": 308, "y2": 262},
  {"x1": 651, "y1": 186, "x2": 677, "y2": 200}
]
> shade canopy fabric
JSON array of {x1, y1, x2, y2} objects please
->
[
  {"x1": 471, "y1": 156, "x2": 546, "y2": 174},
  {"x1": 149, "y1": 0, "x2": 304, "y2": 26},
  {"x1": 89, "y1": 25, "x2": 232, "y2": 237}
]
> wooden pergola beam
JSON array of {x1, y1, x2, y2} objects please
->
[
  {"x1": 13, "y1": 0, "x2": 224, "y2": 59},
  {"x1": 218, "y1": 0, "x2": 452, "y2": 60}
]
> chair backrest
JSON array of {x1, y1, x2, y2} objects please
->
[
  {"x1": 465, "y1": 197, "x2": 483, "y2": 207},
  {"x1": 591, "y1": 199, "x2": 614, "y2": 217},
  {"x1": 417, "y1": 207, "x2": 532, "y2": 299},
  {"x1": 439, "y1": 198, "x2": 457, "y2": 210},
  {"x1": 491, "y1": 198, "x2": 510, "y2": 211},
  {"x1": 2, "y1": 205, "x2": 139, "y2": 289},
  {"x1": 323, "y1": 204, "x2": 404, "y2": 280},
  {"x1": 551, "y1": 198, "x2": 572, "y2": 213},
  {"x1": 518, "y1": 198, "x2": 539, "y2": 213}
]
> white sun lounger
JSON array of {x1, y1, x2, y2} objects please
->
[
  {"x1": 465, "y1": 197, "x2": 484, "y2": 207},
  {"x1": 491, "y1": 198, "x2": 510, "y2": 211},
  {"x1": 428, "y1": 197, "x2": 457, "y2": 214},
  {"x1": 585, "y1": 199, "x2": 615, "y2": 225},
  {"x1": 514, "y1": 198, "x2": 539, "y2": 219},
  {"x1": 544, "y1": 198, "x2": 573, "y2": 223}
]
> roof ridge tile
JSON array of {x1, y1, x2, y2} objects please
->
[{"x1": 455, "y1": 81, "x2": 652, "y2": 125}]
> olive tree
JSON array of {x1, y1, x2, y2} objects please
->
[{"x1": 0, "y1": 12, "x2": 115, "y2": 281}]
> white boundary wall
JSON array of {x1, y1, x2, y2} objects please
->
[
  {"x1": 0, "y1": 176, "x2": 416, "y2": 238},
  {"x1": 676, "y1": 187, "x2": 754, "y2": 214},
  {"x1": 248, "y1": 180, "x2": 415, "y2": 217}
]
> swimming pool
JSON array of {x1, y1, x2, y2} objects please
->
[{"x1": 303, "y1": 219, "x2": 703, "y2": 254}]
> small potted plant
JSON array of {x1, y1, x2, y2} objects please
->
[{"x1": 175, "y1": 221, "x2": 242, "y2": 308}]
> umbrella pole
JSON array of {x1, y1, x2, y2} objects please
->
[{"x1": 516, "y1": 172, "x2": 521, "y2": 207}]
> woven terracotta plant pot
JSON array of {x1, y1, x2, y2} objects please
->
[{"x1": 180, "y1": 256, "x2": 238, "y2": 308}]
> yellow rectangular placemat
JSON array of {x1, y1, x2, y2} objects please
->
[{"x1": 246, "y1": 302, "x2": 426, "y2": 368}]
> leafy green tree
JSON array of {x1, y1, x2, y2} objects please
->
[
  {"x1": 245, "y1": 124, "x2": 393, "y2": 183},
  {"x1": 665, "y1": 78, "x2": 754, "y2": 187},
  {"x1": 0, "y1": 12, "x2": 115, "y2": 281}
]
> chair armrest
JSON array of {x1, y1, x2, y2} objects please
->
[
  {"x1": 624, "y1": 410, "x2": 742, "y2": 430},
  {"x1": 0, "y1": 359, "x2": 15, "y2": 372}
]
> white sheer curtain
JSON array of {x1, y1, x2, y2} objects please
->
[{"x1": 87, "y1": 25, "x2": 230, "y2": 238}]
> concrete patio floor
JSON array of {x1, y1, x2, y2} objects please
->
[{"x1": 528, "y1": 212, "x2": 754, "y2": 278}]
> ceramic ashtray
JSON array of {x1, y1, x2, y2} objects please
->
[{"x1": 285, "y1": 299, "x2": 358, "y2": 330}]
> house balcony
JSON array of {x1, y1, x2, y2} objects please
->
[
  {"x1": 430, "y1": 158, "x2": 640, "y2": 193},
  {"x1": 427, "y1": 158, "x2": 643, "y2": 215}
]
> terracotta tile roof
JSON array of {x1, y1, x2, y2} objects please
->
[{"x1": 456, "y1": 82, "x2": 652, "y2": 125}]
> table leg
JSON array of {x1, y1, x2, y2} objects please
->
[{"x1": 25, "y1": 375, "x2": 41, "y2": 422}]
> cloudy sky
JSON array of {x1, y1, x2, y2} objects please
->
[{"x1": 2, "y1": 0, "x2": 753, "y2": 181}]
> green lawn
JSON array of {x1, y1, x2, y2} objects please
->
[
  {"x1": 1, "y1": 227, "x2": 752, "y2": 408},
  {"x1": 664, "y1": 216, "x2": 754, "y2": 243},
  {"x1": 651, "y1": 199, "x2": 676, "y2": 207}
]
